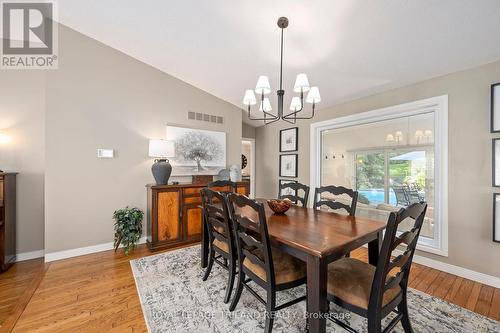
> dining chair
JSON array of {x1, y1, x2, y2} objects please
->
[
  {"x1": 313, "y1": 185, "x2": 358, "y2": 216},
  {"x1": 325, "y1": 201, "x2": 428, "y2": 333},
  {"x1": 207, "y1": 180, "x2": 237, "y2": 193},
  {"x1": 227, "y1": 193, "x2": 307, "y2": 333},
  {"x1": 278, "y1": 181, "x2": 310, "y2": 207},
  {"x1": 200, "y1": 188, "x2": 237, "y2": 304},
  {"x1": 392, "y1": 185, "x2": 410, "y2": 207}
]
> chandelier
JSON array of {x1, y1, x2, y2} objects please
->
[{"x1": 242, "y1": 17, "x2": 321, "y2": 125}]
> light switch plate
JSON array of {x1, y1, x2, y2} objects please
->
[{"x1": 97, "y1": 149, "x2": 114, "y2": 158}]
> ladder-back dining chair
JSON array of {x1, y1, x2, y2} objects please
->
[
  {"x1": 200, "y1": 188, "x2": 236, "y2": 304},
  {"x1": 313, "y1": 185, "x2": 359, "y2": 216},
  {"x1": 326, "y1": 202, "x2": 428, "y2": 333},
  {"x1": 278, "y1": 181, "x2": 310, "y2": 207},
  {"x1": 227, "y1": 193, "x2": 307, "y2": 333}
]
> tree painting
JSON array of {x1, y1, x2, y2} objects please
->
[{"x1": 174, "y1": 131, "x2": 223, "y2": 171}]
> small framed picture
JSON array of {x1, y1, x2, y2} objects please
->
[
  {"x1": 493, "y1": 139, "x2": 500, "y2": 186},
  {"x1": 279, "y1": 179, "x2": 298, "y2": 197},
  {"x1": 280, "y1": 154, "x2": 298, "y2": 177},
  {"x1": 493, "y1": 194, "x2": 500, "y2": 243},
  {"x1": 280, "y1": 127, "x2": 298, "y2": 152},
  {"x1": 491, "y1": 83, "x2": 500, "y2": 133}
]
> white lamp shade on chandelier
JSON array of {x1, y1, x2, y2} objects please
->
[
  {"x1": 259, "y1": 98, "x2": 272, "y2": 112},
  {"x1": 148, "y1": 139, "x2": 175, "y2": 158},
  {"x1": 243, "y1": 89, "x2": 257, "y2": 105},
  {"x1": 289, "y1": 96, "x2": 302, "y2": 111},
  {"x1": 293, "y1": 73, "x2": 310, "y2": 93},
  {"x1": 255, "y1": 75, "x2": 271, "y2": 95},
  {"x1": 306, "y1": 87, "x2": 321, "y2": 104}
]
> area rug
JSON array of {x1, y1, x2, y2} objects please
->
[{"x1": 130, "y1": 245, "x2": 499, "y2": 333}]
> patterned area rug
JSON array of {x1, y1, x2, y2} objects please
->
[{"x1": 130, "y1": 245, "x2": 499, "y2": 333}]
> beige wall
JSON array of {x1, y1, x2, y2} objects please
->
[
  {"x1": 242, "y1": 122, "x2": 256, "y2": 139},
  {"x1": 256, "y1": 60, "x2": 500, "y2": 278},
  {"x1": 42, "y1": 26, "x2": 242, "y2": 253},
  {"x1": 0, "y1": 71, "x2": 45, "y2": 254}
]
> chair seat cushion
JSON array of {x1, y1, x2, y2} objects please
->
[
  {"x1": 327, "y1": 258, "x2": 401, "y2": 310},
  {"x1": 243, "y1": 247, "x2": 306, "y2": 285},
  {"x1": 213, "y1": 239, "x2": 229, "y2": 253}
]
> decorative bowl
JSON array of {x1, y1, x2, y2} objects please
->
[{"x1": 267, "y1": 199, "x2": 291, "y2": 214}]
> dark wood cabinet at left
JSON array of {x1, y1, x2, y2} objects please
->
[{"x1": 0, "y1": 173, "x2": 17, "y2": 272}]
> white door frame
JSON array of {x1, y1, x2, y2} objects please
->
[
  {"x1": 242, "y1": 138, "x2": 256, "y2": 198},
  {"x1": 310, "y1": 95, "x2": 448, "y2": 257}
]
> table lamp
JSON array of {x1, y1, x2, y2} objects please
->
[{"x1": 148, "y1": 139, "x2": 175, "y2": 185}]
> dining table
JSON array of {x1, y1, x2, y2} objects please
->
[{"x1": 201, "y1": 199, "x2": 387, "y2": 333}]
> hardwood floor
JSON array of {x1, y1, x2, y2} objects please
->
[{"x1": 0, "y1": 244, "x2": 498, "y2": 332}]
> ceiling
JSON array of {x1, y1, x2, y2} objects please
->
[{"x1": 57, "y1": 1, "x2": 500, "y2": 127}]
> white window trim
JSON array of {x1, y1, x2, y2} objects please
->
[{"x1": 310, "y1": 95, "x2": 448, "y2": 257}]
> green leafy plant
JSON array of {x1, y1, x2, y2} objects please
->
[{"x1": 113, "y1": 207, "x2": 144, "y2": 255}]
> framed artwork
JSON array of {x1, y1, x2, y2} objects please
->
[
  {"x1": 493, "y1": 194, "x2": 500, "y2": 243},
  {"x1": 166, "y1": 125, "x2": 226, "y2": 176},
  {"x1": 493, "y1": 139, "x2": 500, "y2": 186},
  {"x1": 279, "y1": 154, "x2": 298, "y2": 177},
  {"x1": 280, "y1": 127, "x2": 298, "y2": 152},
  {"x1": 279, "y1": 179, "x2": 298, "y2": 197},
  {"x1": 491, "y1": 83, "x2": 500, "y2": 133}
]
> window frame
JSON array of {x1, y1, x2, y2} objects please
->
[{"x1": 310, "y1": 95, "x2": 448, "y2": 257}]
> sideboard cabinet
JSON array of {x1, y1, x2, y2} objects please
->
[
  {"x1": 0, "y1": 173, "x2": 17, "y2": 272},
  {"x1": 146, "y1": 182, "x2": 249, "y2": 251}
]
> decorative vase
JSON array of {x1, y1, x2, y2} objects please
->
[
  {"x1": 229, "y1": 164, "x2": 241, "y2": 182},
  {"x1": 151, "y1": 159, "x2": 172, "y2": 185}
]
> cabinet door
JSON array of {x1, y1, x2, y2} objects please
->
[
  {"x1": 184, "y1": 205, "x2": 202, "y2": 240},
  {"x1": 237, "y1": 184, "x2": 250, "y2": 195},
  {"x1": 156, "y1": 190, "x2": 180, "y2": 242}
]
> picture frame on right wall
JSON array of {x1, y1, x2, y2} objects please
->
[
  {"x1": 491, "y1": 83, "x2": 500, "y2": 133},
  {"x1": 279, "y1": 154, "x2": 298, "y2": 178},
  {"x1": 493, "y1": 194, "x2": 500, "y2": 243},
  {"x1": 280, "y1": 127, "x2": 298, "y2": 152},
  {"x1": 493, "y1": 139, "x2": 500, "y2": 187}
]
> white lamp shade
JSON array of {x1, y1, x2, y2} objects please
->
[
  {"x1": 293, "y1": 73, "x2": 310, "y2": 93},
  {"x1": 242, "y1": 89, "x2": 257, "y2": 105},
  {"x1": 149, "y1": 139, "x2": 175, "y2": 158},
  {"x1": 306, "y1": 87, "x2": 321, "y2": 104},
  {"x1": 414, "y1": 130, "x2": 423, "y2": 137},
  {"x1": 424, "y1": 129, "x2": 433, "y2": 137},
  {"x1": 289, "y1": 96, "x2": 302, "y2": 111},
  {"x1": 255, "y1": 75, "x2": 271, "y2": 95},
  {"x1": 259, "y1": 98, "x2": 272, "y2": 112},
  {"x1": 395, "y1": 131, "x2": 403, "y2": 137},
  {"x1": 386, "y1": 134, "x2": 395, "y2": 142}
]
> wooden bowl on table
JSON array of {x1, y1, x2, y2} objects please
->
[{"x1": 267, "y1": 199, "x2": 291, "y2": 214}]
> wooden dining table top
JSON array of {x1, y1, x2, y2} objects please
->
[{"x1": 240, "y1": 199, "x2": 387, "y2": 259}]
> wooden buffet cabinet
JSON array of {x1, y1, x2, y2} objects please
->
[
  {"x1": 0, "y1": 173, "x2": 17, "y2": 272},
  {"x1": 146, "y1": 181, "x2": 249, "y2": 251}
]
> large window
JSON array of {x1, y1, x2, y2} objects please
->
[{"x1": 312, "y1": 96, "x2": 448, "y2": 256}]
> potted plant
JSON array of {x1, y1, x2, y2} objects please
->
[{"x1": 113, "y1": 207, "x2": 144, "y2": 255}]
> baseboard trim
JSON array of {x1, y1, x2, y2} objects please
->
[
  {"x1": 16, "y1": 250, "x2": 45, "y2": 262},
  {"x1": 393, "y1": 249, "x2": 500, "y2": 289},
  {"x1": 44, "y1": 237, "x2": 147, "y2": 263}
]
